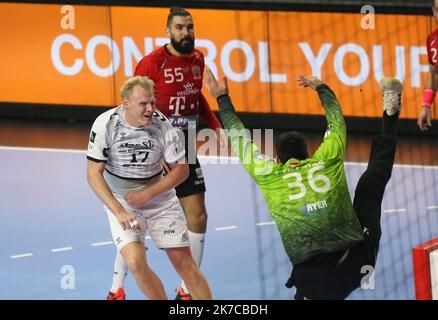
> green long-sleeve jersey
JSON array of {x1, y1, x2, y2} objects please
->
[{"x1": 218, "y1": 85, "x2": 364, "y2": 265}]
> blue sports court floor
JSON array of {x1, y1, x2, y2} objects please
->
[{"x1": 0, "y1": 146, "x2": 437, "y2": 299}]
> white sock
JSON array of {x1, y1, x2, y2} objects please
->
[
  {"x1": 181, "y1": 231, "x2": 205, "y2": 293},
  {"x1": 110, "y1": 250, "x2": 128, "y2": 293}
]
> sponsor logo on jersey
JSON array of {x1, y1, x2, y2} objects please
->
[
  {"x1": 170, "y1": 116, "x2": 190, "y2": 130},
  {"x1": 90, "y1": 131, "x2": 96, "y2": 143},
  {"x1": 301, "y1": 200, "x2": 328, "y2": 215},
  {"x1": 118, "y1": 141, "x2": 154, "y2": 152},
  {"x1": 192, "y1": 65, "x2": 201, "y2": 79},
  {"x1": 279, "y1": 160, "x2": 325, "y2": 174},
  {"x1": 115, "y1": 120, "x2": 124, "y2": 129},
  {"x1": 116, "y1": 130, "x2": 128, "y2": 140},
  {"x1": 177, "y1": 82, "x2": 200, "y2": 96},
  {"x1": 324, "y1": 124, "x2": 332, "y2": 138},
  {"x1": 183, "y1": 82, "x2": 194, "y2": 91}
]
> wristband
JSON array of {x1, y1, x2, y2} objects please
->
[{"x1": 422, "y1": 89, "x2": 436, "y2": 108}]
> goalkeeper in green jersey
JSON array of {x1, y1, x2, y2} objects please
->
[{"x1": 204, "y1": 67, "x2": 402, "y2": 300}]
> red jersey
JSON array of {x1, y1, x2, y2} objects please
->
[
  {"x1": 134, "y1": 45, "x2": 220, "y2": 131},
  {"x1": 427, "y1": 29, "x2": 438, "y2": 67}
]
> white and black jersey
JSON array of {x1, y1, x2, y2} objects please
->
[{"x1": 87, "y1": 106, "x2": 185, "y2": 193}]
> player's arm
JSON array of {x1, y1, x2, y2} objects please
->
[
  {"x1": 198, "y1": 93, "x2": 222, "y2": 130},
  {"x1": 418, "y1": 64, "x2": 437, "y2": 131},
  {"x1": 298, "y1": 75, "x2": 346, "y2": 160},
  {"x1": 204, "y1": 67, "x2": 275, "y2": 179},
  {"x1": 198, "y1": 92, "x2": 228, "y2": 149},
  {"x1": 87, "y1": 118, "x2": 139, "y2": 230},
  {"x1": 124, "y1": 160, "x2": 189, "y2": 209},
  {"x1": 124, "y1": 121, "x2": 188, "y2": 209},
  {"x1": 144, "y1": 160, "x2": 188, "y2": 198}
]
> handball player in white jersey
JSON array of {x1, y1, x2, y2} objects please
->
[{"x1": 87, "y1": 76, "x2": 212, "y2": 300}]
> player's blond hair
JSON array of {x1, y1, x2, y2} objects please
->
[{"x1": 120, "y1": 76, "x2": 155, "y2": 100}]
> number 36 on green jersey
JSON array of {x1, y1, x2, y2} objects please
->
[{"x1": 283, "y1": 165, "x2": 331, "y2": 200}]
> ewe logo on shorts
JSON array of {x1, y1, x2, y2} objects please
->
[{"x1": 164, "y1": 229, "x2": 176, "y2": 235}]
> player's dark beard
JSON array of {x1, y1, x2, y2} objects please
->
[{"x1": 170, "y1": 35, "x2": 195, "y2": 55}]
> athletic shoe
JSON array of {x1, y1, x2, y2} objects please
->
[
  {"x1": 174, "y1": 287, "x2": 192, "y2": 300},
  {"x1": 379, "y1": 77, "x2": 403, "y2": 116},
  {"x1": 106, "y1": 287, "x2": 126, "y2": 300}
]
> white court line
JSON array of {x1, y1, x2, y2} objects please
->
[
  {"x1": 10, "y1": 253, "x2": 33, "y2": 259},
  {"x1": 91, "y1": 241, "x2": 113, "y2": 247},
  {"x1": 1, "y1": 146, "x2": 438, "y2": 169},
  {"x1": 392, "y1": 163, "x2": 438, "y2": 170},
  {"x1": 215, "y1": 226, "x2": 237, "y2": 231},
  {"x1": 51, "y1": 247, "x2": 73, "y2": 253},
  {"x1": 256, "y1": 221, "x2": 276, "y2": 227},
  {"x1": 427, "y1": 205, "x2": 438, "y2": 210},
  {"x1": 384, "y1": 208, "x2": 406, "y2": 213}
]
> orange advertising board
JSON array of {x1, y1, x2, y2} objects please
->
[
  {"x1": 0, "y1": 3, "x2": 434, "y2": 118},
  {"x1": 0, "y1": 4, "x2": 115, "y2": 106},
  {"x1": 268, "y1": 11, "x2": 432, "y2": 118}
]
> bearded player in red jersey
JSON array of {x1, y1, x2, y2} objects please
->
[
  {"x1": 106, "y1": 7, "x2": 224, "y2": 300},
  {"x1": 418, "y1": 0, "x2": 438, "y2": 131}
]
